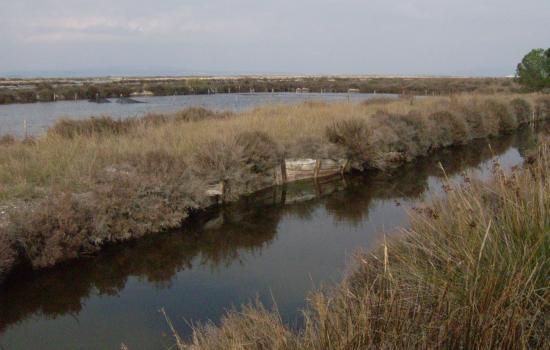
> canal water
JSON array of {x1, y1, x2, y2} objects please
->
[
  {"x1": 0, "y1": 127, "x2": 541, "y2": 349},
  {"x1": 0, "y1": 93, "x2": 392, "y2": 137}
]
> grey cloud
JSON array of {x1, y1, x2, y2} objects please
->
[{"x1": 1, "y1": 0, "x2": 549, "y2": 76}]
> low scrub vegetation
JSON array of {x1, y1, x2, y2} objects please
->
[
  {"x1": 48, "y1": 107, "x2": 231, "y2": 138},
  {"x1": 178, "y1": 142, "x2": 550, "y2": 350},
  {"x1": 0, "y1": 93, "x2": 549, "y2": 281},
  {"x1": 0, "y1": 76, "x2": 520, "y2": 104}
]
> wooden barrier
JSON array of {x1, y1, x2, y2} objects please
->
[
  {"x1": 276, "y1": 158, "x2": 349, "y2": 184},
  {"x1": 206, "y1": 158, "x2": 350, "y2": 202}
]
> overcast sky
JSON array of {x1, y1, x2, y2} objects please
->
[{"x1": 1, "y1": 0, "x2": 548, "y2": 77}]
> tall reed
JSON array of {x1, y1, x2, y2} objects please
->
[{"x1": 181, "y1": 142, "x2": 550, "y2": 349}]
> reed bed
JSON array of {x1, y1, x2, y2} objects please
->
[
  {"x1": 178, "y1": 142, "x2": 550, "y2": 350},
  {"x1": 0, "y1": 93, "x2": 549, "y2": 282}
]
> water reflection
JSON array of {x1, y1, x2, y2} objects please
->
[{"x1": 0, "y1": 127, "x2": 541, "y2": 349}]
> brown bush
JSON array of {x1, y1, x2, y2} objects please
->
[
  {"x1": 326, "y1": 118, "x2": 374, "y2": 162},
  {"x1": 141, "y1": 107, "x2": 231, "y2": 126},
  {"x1": 92, "y1": 174, "x2": 199, "y2": 242},
  {"x1": 235, "y1": 131, "x2": 281, "y2": 174},
  {"x1": 535, "y1": 96, "x2": 550, "y2": 120},
  {"x1": 371, "y1": 111, "x2": 432, "y2": 161},
  {"x1": 48, "y1": 108, "x2": 233, "y2": 139},
  {"x1": 192, "y1": 134, "x2": 282, "y2": 198},
  {"x1": 452, "y1": 103, "x2": 493, "y2": 139},
  {"x1": 48, "y1": 116, "x2": 131, "y2": 138},
  {"x1": 0, "y1": 135, "x2": 16, "y2": 146},
  {"x1": 285, "y1": 136, "x2": 344, "y2": 160},
  {"x1": 126, "y1": 149, "x2": 186, "y2": 174},
  {"x1": 192, "y1": 140, "x2": 245, "y2": 181},
  {"x1": 509, "y1": 98, "x2": 533, "y2": 125},
  {"x1": 8, "y1": 193, "x2": 96, "y2": 268},
  {"x1": 484, "y1": 99, "x2": 517, "y2": 132},
  {"x1": 427, "y1": 111, "x2": 470, "y2": 147}
]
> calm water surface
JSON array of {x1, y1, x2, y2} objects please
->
[
  {"x1": 0, "y1": 128, "x2": 541, "y2": 350},
  {"x1": 0, "y1": 93, "x2": 393, "y2": 136}
]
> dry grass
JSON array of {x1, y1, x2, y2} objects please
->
[
  {"x1": 180, "y1": 142, "x2": 550, "y2": 350},
  {"x1": 0, "y1": 93, "x2": 549, "y2": 280}
]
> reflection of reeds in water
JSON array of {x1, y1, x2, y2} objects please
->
[
  {"x1": 0, "y1": 127, "x2": 542, "y2": 338},
  {"x1": 181, "y1": 143, "x2": 550, "y2": 350}
]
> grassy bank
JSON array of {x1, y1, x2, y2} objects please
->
[
  {"x1": 1, "y1": 93, "x2": 550, "y2": 282},
  {"x1": 177, "y1": 142, "x2": 550, "y2": 350},
  {"x1": 0, "y1": 76, "x2": 520, "y2": 104}
]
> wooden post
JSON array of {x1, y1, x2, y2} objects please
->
[
  {"x1": 314, "y1": 159, "x2": 321, "y2": 178},
  {"x1": 280, "y1": 160, "x2": 288, "y2": 184},
  {"x1": 220, "y1": 181, "x2": 226, "y2": 204},
  {"x1": 341, "y1": 160, "x2": 350, "y2": 175},
  {"x1": 23, "y1": 119, "x2": 28, "y2": 139}
]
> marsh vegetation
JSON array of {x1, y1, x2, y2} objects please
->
[
  {"x1": 1, "y1": 93, "x2": 549, "y2": 283},
  {"x1": 0, "y1": 76, "x2": 520, "y2": 104}
]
